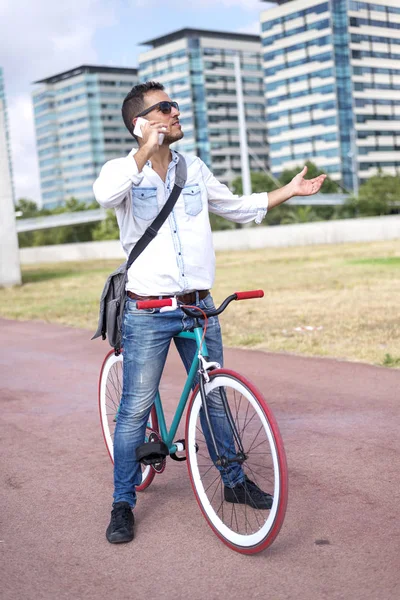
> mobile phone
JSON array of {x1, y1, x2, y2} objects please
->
[{"x1": 133, "y1": 117, "x2": 164, "y2": 145}]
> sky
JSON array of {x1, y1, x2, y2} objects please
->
[{"x1": 0, "y1": 0, "x2": 274, "y2": 205}]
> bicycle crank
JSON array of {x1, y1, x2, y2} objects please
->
[{"x1": 170, "y1": 438, "x2": 199, "y2": 462}]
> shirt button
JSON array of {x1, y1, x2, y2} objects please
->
[
  {"x1": 178, "y1": 252, "x2": 181, "y2": 255},
  {"x1": 174, "y1": 230, "x2": 177, "y2": 233}
]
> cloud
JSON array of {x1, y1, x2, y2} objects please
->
[
  {"x1": 0, "y1": 0, "x2": 116, "y2": 203},
  {"x1": 1, "y1": 0, "x2": 115, "y2": 89}
]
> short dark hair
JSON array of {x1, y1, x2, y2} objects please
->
[{"x1": 122, "y1": 81, "x2": 165, "y2": 137}]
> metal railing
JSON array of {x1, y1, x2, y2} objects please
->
[
  {"x1": 15, "y1": 197, "x2": 351, "y2": 233},
  {"x1": 16, "y1": 208, "x2": 107, "y2": 233}
]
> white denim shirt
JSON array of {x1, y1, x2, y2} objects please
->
[{"x1": 93, "y1": 149, "x2": 268, "y2": 295}]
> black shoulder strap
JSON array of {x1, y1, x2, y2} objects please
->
[{"x1": 126, "y1": 152, "x2": 187, "y2": 270}]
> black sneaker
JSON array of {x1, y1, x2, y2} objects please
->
[
  {"x1": 224, "y1": 476, "x2": 273, "y2": 510},
  {"x1": 106, "y1": 502, "x2": 134, "y2": 544}
]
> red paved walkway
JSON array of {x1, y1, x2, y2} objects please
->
[{"x1": 1, "y1": 319, "x2": 399, "y2": 600}]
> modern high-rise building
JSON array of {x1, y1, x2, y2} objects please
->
[
  {"x1": 139, "y1": 28, "x2": 269, "y2": 184},
  {"x1": 0, "y1": 67, "x2": 15, "y2": 204},
  {"x1": 32, "y1": 65, "x2": 138, "y2": 208},
  {"x1": 261, "y1": 0, "x2": 400, "y2": 190}
]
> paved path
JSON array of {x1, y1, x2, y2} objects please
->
[{"x1": 1, "y1": 319, "x2": 399, "y2": 600}]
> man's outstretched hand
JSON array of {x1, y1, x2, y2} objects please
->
[
  {"x1": 267, "y1": 165, "x2": 327, "y2": 209},
  {"x1": 289, "y1": 165, "x2": 327, "y2": 197}
]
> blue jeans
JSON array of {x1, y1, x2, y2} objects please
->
[{"x1": 113, "y1": 292, "x2": 244, "y2": 507}]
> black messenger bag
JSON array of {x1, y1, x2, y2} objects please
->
[{"x1": 92, "y1": 152, "x2": 187, "y2": 354}]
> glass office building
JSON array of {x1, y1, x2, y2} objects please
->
[
  {"x1": 261, "y1": 0, "x2": 400, "y2": 190},
  {"x1": 139, "y1": 28, "x2": 269, "y2": 184},
  {"x1": 0, "y1": 67, "x2": 15, "y2": 203},
  {"x1": 32, "y1": 65, "x2": 138, "y2": 208}
]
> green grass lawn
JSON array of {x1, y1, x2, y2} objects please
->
[{"x1": 1, "y1": 239, "x2": 399, "y2": 367}]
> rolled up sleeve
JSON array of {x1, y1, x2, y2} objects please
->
[{"x1": 201, "y1": 161, "x2": 268, "y2": 224}]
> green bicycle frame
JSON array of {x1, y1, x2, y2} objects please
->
[{"x1": 153, "y1": 327, "x2": 208, "y2": 454}]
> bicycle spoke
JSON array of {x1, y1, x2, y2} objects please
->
[
  {"x1": 246, "y1": 462, "x2": 273, "y2": 470},
  {"x1": 244, "y1": 463, "x2": 271, "y2": 496},
  {"x1": 108, "y1": 368, "x2": 122, "y2": 399},
  {"x1": 105, "y1": 401, "x2": 118, "y2": 413},
  {"x1": 247, "y1": 437, "x2": 271, "y2": 453},
  {"x1": 239, "y1": 411, "x2": 258, "y2": 439},
  {"x1": 241, "y1": 399, "x2": 251, "y2": 439},
  {"x1": 209, "y1": 478, "x2": 223, "y2": 506},
  {"x1": 216, "y1": 499, "x2": 224, "y2": 516},
  {"x1": 231, "y1": 502, "x2": 239, "y2": 532},
  {"x1": 197, "y1": 452, "x2": 212, "y2": 461},
  {"x1": 249, "y1": 501, "x2": 263, "y2": 529},
  {"x1": 234, "y1": 389, "x2": 242, "y2": 424},
  {"x1": 204, "y1": 472, "x2": 222, "y2": 496},
  {"x1": 198, "y1": 464, "x2": 216, "y2": 477},
  {"x1": 245, "y1": 471, "x2": 274, "y2": 487},
  {"x1": 246, "y1": 424, "x2": 265, "y2": 453},
  {"x1": 225, "y1": 480, "x2": 255, "y2": 534}
]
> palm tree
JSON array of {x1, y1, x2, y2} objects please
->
[{"x1": 281, "y1": 206, "x2": 318, "y2": 224}]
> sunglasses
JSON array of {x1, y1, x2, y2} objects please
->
[{"x1": 135, "y1": 101, "x2": 179, "y2": 118}]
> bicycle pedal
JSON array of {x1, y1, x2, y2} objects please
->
[{"x1": 136, "y1": 440, "x2": 169, "y2": 466}]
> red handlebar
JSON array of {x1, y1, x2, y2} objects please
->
[
  {"x1": 235, "y1": 290, "x2": 264, "y2": 300},
  {"x1": 136, "y1": 299, "x2": 173, "y2": 310},
  {"x1": 136, "y1": 290, "x2": 264, "y2": 311}
]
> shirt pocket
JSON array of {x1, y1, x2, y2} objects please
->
[
  {"x1": 183, "y1": 184, "x2": 202, "y2": 217},
  {"x1": 131, "y1": 187, "x2": 158, "y2": 220}
]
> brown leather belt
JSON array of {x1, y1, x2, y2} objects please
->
[{"x1": 127, "y1": 289, "x2": 209, "y2": 305}]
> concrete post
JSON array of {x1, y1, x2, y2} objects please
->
[
  {"x1": 0, "y1": 98, "x2": 21, "y2": 287},
  {"x1": 350, "y1": 128, "x2": 359, "y2": 198},
  {"x1": 233, "y1": 54, "x2": 252, "y2": 196}
]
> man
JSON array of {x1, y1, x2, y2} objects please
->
[{"x1": 93, "y1": 81, "x2": 326, "y2": 544}]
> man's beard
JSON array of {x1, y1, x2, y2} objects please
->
[{"x1": 163, "y1": 129, "x2": 184, "y2": 144}]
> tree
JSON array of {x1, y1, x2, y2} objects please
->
[
  {"x1": 209, "y1": 213, "x2": 238, "y2": 231},
  {"x1": 15, "y1": 198, "x2": 39, "y2": 218},
  {"x1": 16, "y1": 196, "x2": 100, "y2": 247},
  {"x1": 347, "y1": 174, "x2": 400, "y2": 216},
  {"x1": 231, "y1": 171, "x2": 278, "y2": 195},
  {"x1": 31, "y1": 222, "x2": 98, "y2": 246},
  {"x1": 92, "y1": 209, "x2": 120, "y2": 240},
  {"x1": 282, "y1": 205, "x2": 318, "y2": 224},
  {"x1": 279, "y1": 161, "x2": 341, "y2": 193},
  {"x1": 227, "y1": 171, "x2": 284, "y2": 228},
  {"x1": 15, "y1": 199, "x2": 40, "y2": 247},
  {"x1": 48, "y1": 196, "x2": 93, "y2": 215},
  {"x1": 229, "y1": 166, "x2": 343, "y2": 226},
  {"x1": 263, "y1": 203, "x2": 292, "y2": 226}
]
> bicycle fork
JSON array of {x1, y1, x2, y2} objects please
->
[{"x1": 198, "y1": 356, "x2": 247, "y2": 469}]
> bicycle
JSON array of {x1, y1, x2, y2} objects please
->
[{"x1": 98, "y1": 290, "x2": 288, "y2": 554}]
